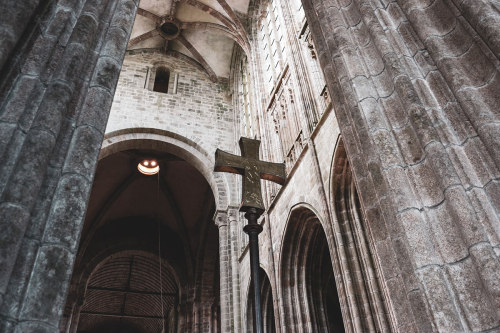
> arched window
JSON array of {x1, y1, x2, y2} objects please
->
[{"x1": 153, "y1": 67, "x2": 170, "y2": 94}]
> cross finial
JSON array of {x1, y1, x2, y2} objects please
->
[{"x1": 214, "y1": 137, "x2": 286, "y2": 215}]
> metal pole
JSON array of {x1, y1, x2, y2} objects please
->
[{"x1": 243, "y1": 208, "x2": 264, "y2": 333}]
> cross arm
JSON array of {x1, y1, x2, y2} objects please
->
[
  {"x1": 257, "y1": 161, "x2": 286, "y2": 185},
  {"x1": 214, "y1": 149, "x2": 245, "y2": 175}
]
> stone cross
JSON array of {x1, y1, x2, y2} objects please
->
[{"x1": 214, "y1": 137, "x2": 286, "y2": 215}]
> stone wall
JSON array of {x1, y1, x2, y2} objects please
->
[{"x1": 106, "y1": 49, "x2": 236, "y2": 156}]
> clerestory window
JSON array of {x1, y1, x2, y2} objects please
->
[{"x1": 153, "y1": 67, "x2": 170, "y2": 94}]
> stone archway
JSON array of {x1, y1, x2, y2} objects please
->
[
  {"x1": 100, "y1": 128, "x2": 232, "y2": 211},
  {"x1": 280, "y1": 206, "x2": 345, "y2": 332},
  {"x1": 74, "y1": 251, "x2": 181, "y2": 333},
  {"x1": 330, "y1": 138, "x2": 390, "y2": 332},
  {"x1": 61, "y1": 136, "x2": 221, "y2": 333}
]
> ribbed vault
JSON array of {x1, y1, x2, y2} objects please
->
[{"x1": 129, "y1": 0, "x2": 251, "y2": 80}]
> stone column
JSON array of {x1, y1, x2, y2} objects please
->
[
  {"x1": 302, "y1": 0, "x2": 500, "y2": 331},
  {"x1": 0, "y1": 0, "x2": 139, "y2": 331},
  {"x1": 228, "y1": 207, "x2": 242, "y2": 333},
  {"x1": 450, "y1": 0, "x2": 500, "y2": 60},
  {"x1": 215, "y1": 210, "x2": 232, "y2": 332}
]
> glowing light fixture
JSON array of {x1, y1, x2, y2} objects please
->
[{"x1": 138, "y1": 159, "x2": 159, "y2": 175}]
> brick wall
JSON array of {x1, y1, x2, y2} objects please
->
[{"x1": 106, "y1": 49, "x2": 236, "y2": 156}]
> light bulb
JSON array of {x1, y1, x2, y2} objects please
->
[{"x1": 138, "y1": 159, "x2": 159, "y2": 175}]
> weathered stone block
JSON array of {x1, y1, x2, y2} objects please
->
[
  {"x1": 0, "y1": 238, "x2": 39, "y2": 318},
  {"x1": 18, "y1": 245, "x2": 72, "y2": 325},
  {"x1": 0, "y1": 76, "x2": 41, "y2": 124},
  {"x1": 101, "y1": 26, "x2": 128, "y2": 62},
  {"x1": 440, "y1": 43, "x2": 494, "y2": 92},
  {"x1": 91, "y1": 57, "x2": 121, "y2": 92},
  {"x1": 42, "y1": 174, "x2": 91, "y2": 251},
  {"x1": 63, "y1": 126, "x2": 103, "y2": 180},
  {"x1": 399, "y1": 208, "x2": 439, "y2": 268},
  {"x1": 0, "y1": 203, "x2": 30, "y2": 294},
  {"x1": 393, "y1": 124, "x2": 424, "y2": 165},
  {"x1": 446, "y1": 256, "x2": 498, "y2": 331},
  {"x1": 385, "y1": 166, "x2": 416, "y2": 211},
  {"x1": 385, "y1": 276, "x2": 413, "y2": 327},
  {"x1": 418, "y1": 265, "x2": 462, "y2": 331},
  {"x1": 77, "y1": 87, "x2": 113, "y2": 133},
  {"x1": 2, "y1": 129, "x2": 55, "y2": 207},
  {"x1": 110, "y1": 0, "x2": 137, "y2": 32},
  {"x1": 374, "y1": 239, "x2": 399, "y2": 279}
]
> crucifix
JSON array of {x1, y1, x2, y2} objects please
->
[{"x1": 214, "y1": 137, "x2": 286, "y2": 333}]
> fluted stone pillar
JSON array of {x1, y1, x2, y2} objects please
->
[
  {"x1": 215, "y1": 210, "x2": 232, "y2": 332},
  {"x1": 0, "y1": 0, "x2": 139, "y2": 331},
  {"x1": 228, "y1": 207, "x2": 242, "y2": 333},
  {"x1": 302, "y1": 0, "x2": 500, "y2": 331}
]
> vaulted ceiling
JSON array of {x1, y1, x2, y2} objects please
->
[
  {"x1": 70, "y1": 149, "x2": 219, "y2": 332},
  {"x1": 128, "y1": 0, "x2": 251, "y2": 79}
]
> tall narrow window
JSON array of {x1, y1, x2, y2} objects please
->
[
  {"x1": 258, "y1": 0, "x2": 286, "y2": 95},
  {"x1": 153, "y1": 67, "x2": 170, "y2": 94}
]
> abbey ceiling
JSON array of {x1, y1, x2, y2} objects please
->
[{"x1": 128, "y1": 0, "x2": 251, "y2": 78}]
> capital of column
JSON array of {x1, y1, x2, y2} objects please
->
[
  {"x1": 213, "y1": 210, "x2": 228, "y2": 228},
  {"x1": 214, "y1": 206, "x2": 240, "y2": 227}
]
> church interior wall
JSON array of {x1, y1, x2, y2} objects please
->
[
  {"x1": 105, "y1": 50, "x2": 237, "y2": 156},
  {"x1": 0, "y1": 0, "x2": 499, "y2": 331}
]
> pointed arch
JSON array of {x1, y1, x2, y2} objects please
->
[
  {"x1": 246, "y1": 268, "x2": 277, "y2": 333},
  {"x1": 330, "y1": 137, "x2": 391, "y2": 332},
  {"x1": 280, "y1": 205, "x2": 345, "y2": 332}
]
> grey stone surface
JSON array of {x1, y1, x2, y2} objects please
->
[{"x1": 0, "y1": 0, "x2": 498, "y2": 331}]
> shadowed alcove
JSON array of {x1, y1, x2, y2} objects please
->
[
  {"x1": 61, "y1": 146, "x2": 220, "y2": 333},
  {"x1": 280, "y1": 207, "x2": 345, "y2": 332},
  {"x1": 246, "y1": 268, "x2": 276, "y2": 333}
]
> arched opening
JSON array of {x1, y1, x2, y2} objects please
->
[
  {"x1": 78, "y1": 252, "x2": 179, "y2": 333},
  {"x1": 153, "y1": 67, "x2": 170, "y2": 94},
  {"x1": 281, "y1": 207, "x2": 345, "y2": 332},
  {"x1": 62, "y1": 145, "x2": 220, "y2": 333},
  {"x1": 246, "y1": 268, "x2": 276, "y2": 333},
  {"x1": 331, "y1": 138, "x2": 389, "y2": 332}
]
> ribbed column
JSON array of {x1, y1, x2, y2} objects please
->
[
  {"x1": 302, "y1": 0, "x2": 500, "y2": 331},
  {"x1": 0, "y1": 0, "x2": 139, "y2": 331},
  {"x1": 215, "y1": 210, "x2": 232, "y2": 332},
  {"x1": 228, "y1": 208, "x2": 242, "y2": 333}
]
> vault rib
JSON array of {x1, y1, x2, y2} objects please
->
[
  {"x1": 128, "y1": 29, "x2": 160, "y2": 47},
  {"x1": 170, "y1": 0, "x2": 179, "y2": 17},
  {"x1": 77, "y1": 173, "x2": 140, "y2": 264},
  {"x1": 159, "y1": 176, "x2": 195, "y2": 282},
  {"x1": 180, "y1": 0, "x2": 235, "y2": 29},
  {"x1": 177, "y1": 34, "x2": 218, "y2": 82},
  {"x1": 181, "y1": 21, "x2": 246, "y2": 50},
  {"x1": 137, "y1": 7, "x2": 162, "y2": 24},
  {"x1": 213, "y1": 0, "x2": 249, "y2": 47}
]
